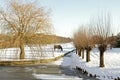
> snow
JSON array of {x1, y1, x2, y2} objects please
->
[
  {"x1": 33, "y1": 48, "x2": 82, "y2": 80},
  {"x1": 0, "y1": 42, "x2": 120, "y2": 80},
  {"x1": 50, "y1": 50, "x2": 77, "y2": 69},
  {"x1": 0, "y1": 42, "x2": 74, "y2": 60},
  {"x1": 33, "y1": 74, "x2": 82, "y2": 80},
  {"x1": 34, "y1": 46, "x2": 120, "y2": 80},
  {"x1": 74, "y1": 48, "x2": 120, "y2": 80}
]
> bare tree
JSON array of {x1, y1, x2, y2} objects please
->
[
  {"x1": 73, "y1": 25, "x2": 86, "y2": 59},
  {"x1": 91, "y1": 13, "x2": 112, "y2": 67},
  {"x1": 73, "y1": 25, "x2": 92, "y2": 61},
  {"x1": 73, "y1": 30, "x2": 83, "y2": 57},
  {"x1": 0, "y1": 0, "x2": 52, "y2": 59},
  {"x1": 84, "y1": 26, "x2": 93, "y2": 62}
]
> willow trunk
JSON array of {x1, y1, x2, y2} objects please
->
[
  {"x1": 86, "y1": 50, "x2": 90, "y2": 62},
  {"x1": 99, "y1": 51, "x2": 105, "y2": 67},
  {"x1": 78, "y1": 49, "x2": 81, "y2": 57},
  {"x1": 20, "y1": 40, "x2": 25, "y2": 59},
  {"x1": 82, "y1": 49, "x2": 84, "y2": 59}
]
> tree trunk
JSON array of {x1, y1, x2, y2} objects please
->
[
  {"x1": 86, "y1": 50, "x2": 90, "y2": 62},
  {"x1": 19, "y1": 32, "x2": 25, "y2": 59},
  {"x1": 82, "y1": 49, "x2": 84, "y2": 59},
  {"x1": 78, "y1": 49, "x2": 81, "y2": 57},
  {"x1": 99, "y1": 51, "x2": 105, "y2": 67},
  {"x1": 76, "y1": 48, "x2": 78, "y2": 54},
  {"x1": 98, "y1": 44, "x2": 106, "y2": 67},
  {"x1": 20, "y1": 41, "x2": 25, "y2": 59},
  {"x1": 86, "y1": 46, "x2": 92, "y2": 62}
]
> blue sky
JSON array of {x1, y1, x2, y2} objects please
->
[
  {"x1": 40, "y1": 0, "x2": 120, "y2": 37},
  {"x1": 0, "y1": 0, "x2": 120, "y2": 37}
]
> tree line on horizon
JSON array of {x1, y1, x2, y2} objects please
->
[{"x1": 0, "y1": 33, "x2": 71, "y2": 48}]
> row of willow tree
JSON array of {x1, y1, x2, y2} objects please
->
[{"x1": 73, "y1": 13, "x2": 115, "y2": 68}]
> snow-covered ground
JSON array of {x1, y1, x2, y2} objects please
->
[{"x1": 74, "y1": 48, "x2": 120, "y2": 80}]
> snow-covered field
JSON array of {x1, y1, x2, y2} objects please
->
[{"x1": 0, "y1": 42, "x2": 74, "y2": 60}]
